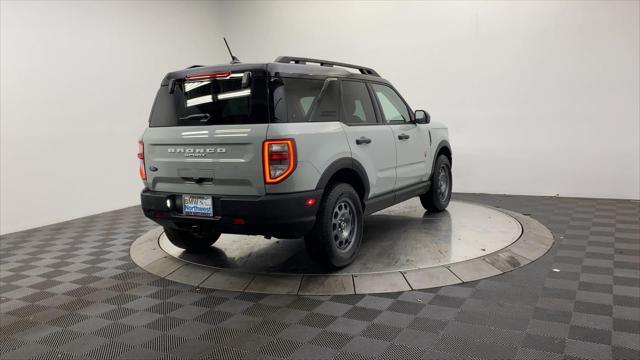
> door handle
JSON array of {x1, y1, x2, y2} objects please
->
[
  {"x1": 398, "y1": 133, "x2": 410, "y2": 140},
  {"x1": 355, "y1": 136, "x2": 372, "y2": 145}
]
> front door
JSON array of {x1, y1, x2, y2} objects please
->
[{"x1": 370, "y1": 83, "x2": 429, "y2": 191}]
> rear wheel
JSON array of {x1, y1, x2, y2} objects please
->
[
  {"x1": 305, "y1": 183, "x2": 363, "y2": 268},
  {"x1": 163, "y1": 227, "x2": 220, "y2": 252},
  {"x1": 420, "y1": 154, "x2": 452, "y2": 212}
]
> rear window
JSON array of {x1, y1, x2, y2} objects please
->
[
  {"x1": 271, "y1": 77, "x2": 340, "y2": 123},
  {"x1": 149, "y1": 72, "x2": 269, "y2": 127}
]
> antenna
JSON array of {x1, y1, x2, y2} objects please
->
[{"x1": 223, "y1": 37, "x2": 241, "y2": 64}]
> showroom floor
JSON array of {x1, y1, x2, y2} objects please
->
[{"x1": 1, "y1": 194, "x2": 638, "y2": 360}]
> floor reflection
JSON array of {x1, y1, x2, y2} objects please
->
[{"x1": 161, "y1": 199, "x2": 522, "y2": 274}]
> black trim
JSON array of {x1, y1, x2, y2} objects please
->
[
  {"x1": 270, "y1": 70, "x2": 384, "y2": 83},
  {"x1": 315, "y1": 158, "x2": 370, "y2": 200},
  {"x1": 395, "y1": 180, "x2": 431, "y2": 205},
  {"x1": 364, "y1": 181, "x2": 431, "y2": 215},
  {"x1": 432, "y1": 140, "x2": 452, "y2": 176},
  {"x1": 366, "y1": 82, "x2": 385, "y2": 125},
  {"x1": 363, "y1": 191, "x2": 395, "y2": 215},
  {"x1": 273, "y1": 73, "x2": 340, "y2": 81},
  {"x1": 274, "y1": 56, "x2": 380, "y2": 77},
  {"x1": 141, "y1": 189, "x2": 323, "y2": 239}
]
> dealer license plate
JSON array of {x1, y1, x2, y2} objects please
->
[{"x1": 182, "y1": 195, "x2": 213, "y2": 217}]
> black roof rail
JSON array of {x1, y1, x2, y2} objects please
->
[{"x1": 274, "y1": 56, "x2": 380, "y2": 77}]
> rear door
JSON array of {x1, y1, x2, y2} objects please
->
[
  {"x1": 142, "y1": 71, "x2": 269, "y2": 196},
  {"x1": 370, "y1": 83, "x2": 429, "y2": 190},
  {"x1": 340, "y1": 80, "x2": 396, "y2": 198}
]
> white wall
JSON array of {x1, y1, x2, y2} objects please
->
[
  {"x1": 0, "y1": 1, "x2": 227, "y2": 234},
  {"x1": 2, "y1": 1, "x2": 639, "y2": 234},
  {"x1": 219, "y1": 0, "x2": 640, "y2": 200}
]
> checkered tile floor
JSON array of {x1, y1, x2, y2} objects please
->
[{"x1": 1, "y1": 194, "x2": 638, "y2": 360}]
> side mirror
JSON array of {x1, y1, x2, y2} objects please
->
[{"x1": 415, "y1": 110, "x2": 430, "y2": 124}]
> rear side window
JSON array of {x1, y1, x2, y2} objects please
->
[
  {"x1": 271, "y1": 78, "x2": 340, "y2": 123},
  {"x1": 371, "y1": 84, "x2": 411, "y2": 124},
  {"x1": 149, "y1": 73, "x2": 269, "y2": 127},
  {"x1": 341, "y1": 81, "x2": 376, "y2": 125}
]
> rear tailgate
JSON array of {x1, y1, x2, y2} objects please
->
[
  {"x1": 143, "y1": 125, "x2": 267, "y2": 196},
  {"x1": 142, "y1": 69, "x2": 269, "y2": 196}
]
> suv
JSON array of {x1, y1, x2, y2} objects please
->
[{"x1": 140, "y1": 56, "x2": 452, "y2": 267}]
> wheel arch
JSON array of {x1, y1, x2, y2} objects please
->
[
  {"x1": 432, "y1": 140, "x2": 452, "y2": 176},
  {"x1": 315, "y1": 158, "x2": 370, "y2": 202}
]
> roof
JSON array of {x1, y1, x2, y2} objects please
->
[{"x1": 160, "y1": 57, "x2": 387, "y2": 86}]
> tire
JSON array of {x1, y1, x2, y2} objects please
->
[
  {"x1": 305, "y1": 183, "x2": 364, "y2": 268},
  {"x1": 163, "y1": 227, "x2": 220, "y2": 252},
  {"x1": 420, "y1": 155, "x2": 452, "y2": 212}
]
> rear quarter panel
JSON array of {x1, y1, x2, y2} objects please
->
[{"x1": 265, "y1": 122, "x2": 350, "y2": 193}]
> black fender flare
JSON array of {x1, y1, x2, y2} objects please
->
[
  {"x1": 431, "y1": 140, "x2": 452, "y2": 177},
  {"x1": 315, "y1": 158, "x2": 370, "y2": 200}
]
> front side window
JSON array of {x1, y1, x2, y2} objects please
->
[
  {"x1": 341, "y1": 81, "x2": 376, "y2": 125},
  {"x1": 371, "y1": 84, "x2": 410, "y2": 124},
  {"x1": 271, "y1": 77, "x2": 340, "y2": 123}
]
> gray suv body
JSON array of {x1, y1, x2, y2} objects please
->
[{"x1": 140, "y1": 57, "x2": 452, "y2": 266}]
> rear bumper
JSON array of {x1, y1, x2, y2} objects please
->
[{"x1": 140, "y1": 189, "x2": 322, "y2": 238}]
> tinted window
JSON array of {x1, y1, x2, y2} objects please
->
[
  {"x1": 271, "y1": 78, "x2": 340, "y2": 123},
  {"x1": 150, "y1": 73, "x2": 269, "y2": 127},
  {"x1": 371, "y1": 84, "x2": 410, "y2": 124},
  {"x1": 341, "y1": 81, "x2": 376, "y2": 125}
]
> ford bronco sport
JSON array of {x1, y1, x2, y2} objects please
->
[{"x1": 140, "y1": 56, "x2": 452, "y2": 267}]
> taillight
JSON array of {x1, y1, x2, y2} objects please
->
[
  {"x1": 138, "y1": 140, "x2": 147, "y2": 181},
  {"x1": 263, "y1": 139, "x2": 296, "y2": 184}
]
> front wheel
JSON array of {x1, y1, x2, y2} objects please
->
[
  {"x1": 305, "y1": 183, "x2": 363, "y2": 268},
  {"x1": 420, "y1": 155, "x2": 452, "y2": 212},
  {"x1": 163, "y1": 227, "x2": 220, "y2": 252}
]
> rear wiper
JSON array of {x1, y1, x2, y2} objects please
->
[{"x1": 179, "y1": 113, "x2": 211, "y2": 122}]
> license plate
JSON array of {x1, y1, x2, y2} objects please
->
[{"x1": 182, "y1": 195, "x2": 213, "y2": 217}]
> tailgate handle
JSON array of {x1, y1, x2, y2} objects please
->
[{"x1": 181, "y1": 177, "x2": 213, "y2": 184}]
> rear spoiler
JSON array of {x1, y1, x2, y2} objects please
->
[
  {"x1": 161, "y1": 64, "x2": 268, "y2": 88},
  {"x1": 274, "y1": 56, "x2": 380, "y2": 77},
  {"x1": 165, "y1": 66, "x2": 268, "y2": 94}
]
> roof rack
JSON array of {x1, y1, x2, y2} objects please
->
[{"x1": 274, "y1": 56, "x2": 380, "y2": 77}]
